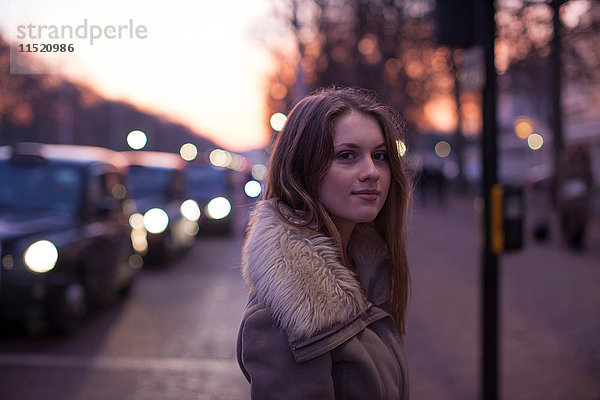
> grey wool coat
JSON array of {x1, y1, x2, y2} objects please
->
[{"x1": 237, "y1": 199, "x2": 409, "y2": 399}]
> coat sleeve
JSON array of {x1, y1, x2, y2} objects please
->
[{"x1": 238, "y1": 304, "x2": 335, "y2": 400}]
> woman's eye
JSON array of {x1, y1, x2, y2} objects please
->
[
  {"x1": 336, "y1": 151, "x2": 354, "y2": 160},
  {"x1": 373, "y1": 151, "x2": 388, "y2": 161}
]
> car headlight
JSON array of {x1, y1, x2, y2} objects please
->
[
  {"x1": 24, "y1": 240, "x2": 58, "y2": 273},
  {"x1": 129, "y1": 213, "x2": 145, "y2": 230},
  {"x1": 180, "y1": 199, "x2": 201, "y2": 221},
  {"x1": 205, "y1": 197, "x2": 231, "y2": 220},
  {"x1": 144, "y1": 208, "x2": 169, "y2": 234}
]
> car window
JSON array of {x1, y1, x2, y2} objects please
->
[
  {"x1": 0, "y1": 161, "x2": 83, "y2": 212},
  {"x1": 84, "y1": 170, "x2": 123, "y2": 217},
  {"x1": 126, "y1": 166, "x2": 172, "y2": 200}
]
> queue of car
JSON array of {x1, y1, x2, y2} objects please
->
[
  {"x1": 0, "y1": 143, "x2": 141, "y2": 334},
  {"x1": 0, "y1": 142, "x2": 239, "y2": 336}
]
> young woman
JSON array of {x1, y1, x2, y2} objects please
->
[{"x1": 237, "y1": 87, "x2": 411, "y2": 399}]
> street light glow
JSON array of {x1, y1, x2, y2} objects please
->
[
  {"x1": 527, "y1": 133, "x2": 543, "y2": 150},
  {"x1": 270, "y1": 113, "x2": 287, "y2": 132},
  {"x1": 180, "y1": 143, "x2": 198, "y2": 161},
  {"x1": 127, "y1": 130, "x2": 147, "y2": 150},
  {"x1": 514, "y1": 116, "x2": 534, "y2": 139}
]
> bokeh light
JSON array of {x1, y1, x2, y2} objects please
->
[
  {"x1": 111, "y1": 184, "x2": 127, "y2": 200},
  {"x1": 435, "y1": 141, "x2": 451, "y2": 158},
  {"x1": 127, "y1": 130, "x2": 147, "y2": 150},
  {"x1": 129, "y1": 213, "x2": 145, "y2": 230},
  {"x1": 180, "y1": 143, "x2": 198, "y2": 161},
  {"x1": 514, "y1": 116, "x2": 534, "y2": 139},
  {"x1": 251, "y1": 164, "x2": 268, "y2": 181},
  {"x1": 206, "y1": 197, "x2": 231, "y2": 220},
  {"x1": 209, "y1": 149, "x2": 230, "y2": 167},
  {"x1": 270, "y1": 113, "x2": 287, "y2": 132},
  {"x1": 24, "y1": 240, "x2": 58, "y2": 273},
  {"x1": 143, "y1": 208, "x2": 169, "y2": 234},
  {"x1": 180, "y1": 199, "x2": 201, "y2": 221},
  {"x1": 130, "y1": 230, "x2": 148, "y2": 253},
  {"x1": 244, "y1": 180, "x2": 262, "y2": 198},
  {"x1": 527, "y1": 133, "x2": 544, "y2": 150}
]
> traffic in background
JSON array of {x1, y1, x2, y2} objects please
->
[{"x1": 0, "y1": 139, "x2": 266, "y2": 336}]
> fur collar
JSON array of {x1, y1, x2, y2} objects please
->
[{"x1": 242, "y1": 198, "x2": 389, "y2": 342}]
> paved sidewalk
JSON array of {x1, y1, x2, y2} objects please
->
[{"x1": 405, "y1": 193, "x2": 600, "y2": 400}]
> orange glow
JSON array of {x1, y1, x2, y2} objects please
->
[
  {"x1": 405, "y1": 60, "x2": 423, "y2": 79},
  {"x1": 358, "y1": 34, "x2": 381, "y2": 64},
  {"x1": 514, "y1": 117, "x2": 534, "y2": 139},
  {"x1": 358, "y1": 34, "x2": 378, "y2": 55},
  {"x1": 423, "y1": 96, "x2": 457, "y2": 132},
  {"x1": 270, "y1": 83, "x2": 287, "y2": 100}
]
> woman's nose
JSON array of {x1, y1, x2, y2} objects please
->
[{"x1": 358, "y1": 157, "x2": 380, "y2": 182}]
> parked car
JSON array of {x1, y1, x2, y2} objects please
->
[
  {"x1": 121, "y1": 151, "x2": 200, "y2": 264},
  {"x1": 184, "y1": 164, "x2": 234, "y2": 235},
  {"x1": 0, "y1": 143, "x2": 141, "y2": 334}
]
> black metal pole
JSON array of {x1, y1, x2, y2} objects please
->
[
  {"x1": 478, "y1": 0, "x2": 499, "y2": 399},
  {"x1": 551, "y1": 0, "x2": 564, "y2": 172}
]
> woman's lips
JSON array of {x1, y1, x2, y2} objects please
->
[{"x1": 352, "y1": 191, "x2": 379, "y2": 201}]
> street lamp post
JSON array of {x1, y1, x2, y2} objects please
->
[{"x1": 477, "y1": 0, "x2": 499, "y2": 399}]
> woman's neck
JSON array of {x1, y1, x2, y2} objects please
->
[{"x1": 333, "y1": 218, "x2": 356, "y2": 254}]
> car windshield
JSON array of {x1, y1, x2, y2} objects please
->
[
  {"x1": 127, "y1": 166, "x2": 172, "y2": 200},
  {"x1": 0, "y1": 161, "x2": 83, "y2": 212},
  {"x1": 185, "y1": 166, "x2": 227, "y2": 199}
]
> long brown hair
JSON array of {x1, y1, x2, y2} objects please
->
[{"x1": 265, "y1": 87, "x2": 412, "y2": 334}]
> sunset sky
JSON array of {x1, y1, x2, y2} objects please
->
[{"x1": 1, "y1": 0, "x2": 277, "y2": 152}]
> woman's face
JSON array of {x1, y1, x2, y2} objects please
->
[{"x1": 319, "y1": 110, "x2": 391, "y2": 233}]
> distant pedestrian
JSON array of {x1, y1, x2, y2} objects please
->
[
  {"x1": 553, "y1": 144, "x2": 594, "y2": 250},
  {"x1": 236, "y1": 87, "x2": 411, "y2": 399}
]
